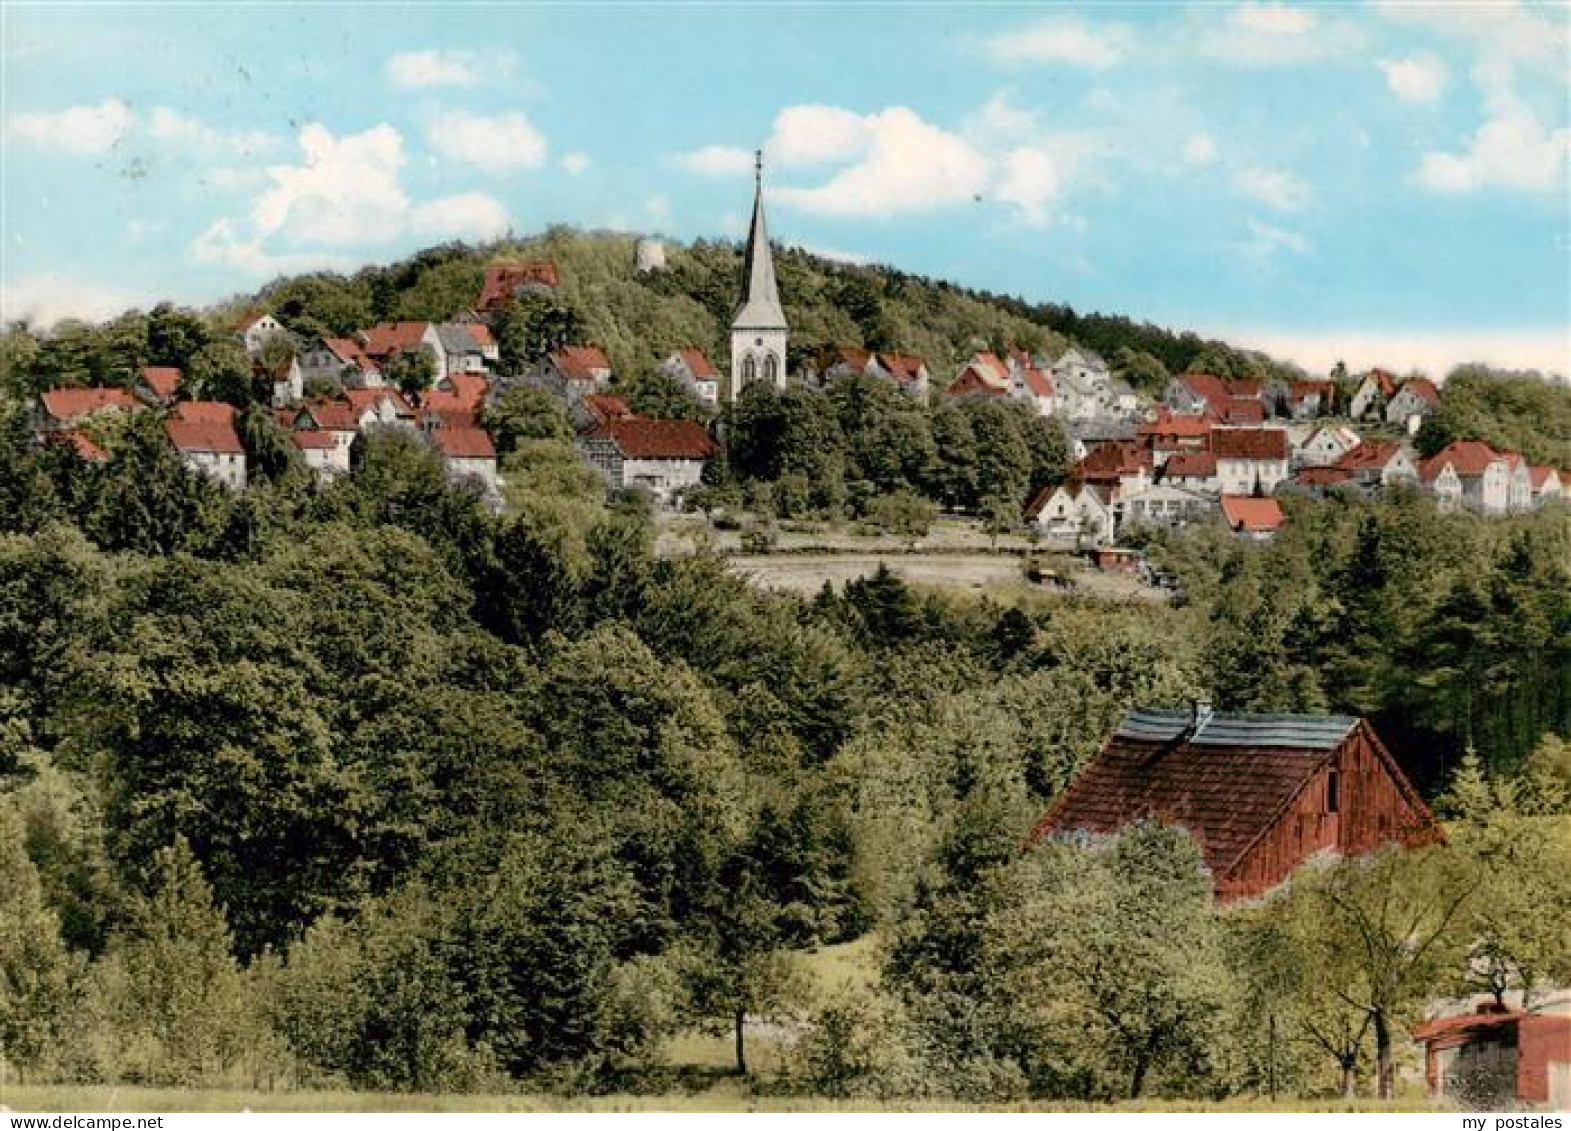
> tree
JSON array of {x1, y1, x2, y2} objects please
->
[
  {"x1": 621, "y1": 366, "x2": 708, "y2": 421},
  {"x1": 483, "y1": 385, "x2": 574, "y2": 454},
  {"x1": 492, "y1": 291, "x2": 584, "y2": 376},
  {"x1": 0, "y1": 801, "x2": 81, "y2": 1081},
  {"x1": 184, "y1": 339, "x2": 259, "y2": 406},
  {"x1": 386, "y1": 348, "x2": 437, "y2": 400}
]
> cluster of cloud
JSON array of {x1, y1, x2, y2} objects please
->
[
  {"x1": 4, "y1": 99, "x2": 277, "y2": 159},
  {"x1": 386, "y1": 49, "x2": 515, "y2": 89},
  {"x1": 983, "y1": 15, "x2": 1132, "y2": 69}
]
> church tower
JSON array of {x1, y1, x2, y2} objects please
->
[{"x1": 730, "y1": 151, "x2": 788, "y2": 400}]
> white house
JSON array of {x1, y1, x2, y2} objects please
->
[
  {"x1": 1425, "y1": 440, "x2": 1512, "y2": 513},
  {"x1": 1211, "y1": 427, "x2": 1290, "y2": 495},
  {"x1": 165, "y1": 402, "x2": 246, "y2": 491},
  {"x1": 1024, "y1": 482, "x2": 1115, "y2": 545},
  {"x1": 660, "y1": 348, "x2": 723, "y2": 408},
  {"x1": 1529, "y1": 466, "x2": 1563, "y2": 508},
  {"x1": 1160, "y1": 451, "x2": 1221, "y2": 494},
  {"x1": 238, "y1": 312, "x2": 288, "y2": 356},
  {"x1": 1335, "y1": 440, "x2": 1419, "y2": 492},
  {"x1": 429, "y1": 425, "x2": 501, "y2": 496},
  {"x1": 1008, "y1": 355, "x2": 1058, "y2": 417},
  {"x1": 576, "y1": 416, "x2": 717, "y2": 506},
  {"x1": 1419, "y1": 456, "x2": 1464, "y2": 511},
  {"x1": 1385, "y1": 378, "x2": 1440, "y2": 434},
  {"x1": 361, "y1": 322, "x2": 448, "y2": 387},
  {"x1": 880, "y1": 352, "x2": 931, "y2": 399},
  {"x1": 1299, "y1": 425, "x2": 1363, "y2": 467},
  {"x1": 1348, "y1": 369, "x2": 1400, "y2": 420},
  {"x1": 291, "y1": 430, "x2": 349, "y2": 482},
  {"x1": 533, "y1": 346, "x2": 614, "y2": 402},
  {"x1": 434, "y1": 323, "x2": 491, "y2": 376}
]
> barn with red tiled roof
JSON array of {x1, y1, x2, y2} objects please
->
[
  {"x1": 1027, "y1": 707, "x2": 1440, "y2": 901},
  {"x1": 577, "y1": 416, "x2": 717, "y2": 505}
]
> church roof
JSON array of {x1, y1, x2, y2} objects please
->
[{"x1": 733, "y1": 162, "x2": 787, "y2": 331}]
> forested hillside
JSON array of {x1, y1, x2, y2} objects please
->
[
  {"x1": 0, "y1": 227, "x2": 1306, "y2": 403},
  {"x1": 1416, "y1": 365, "x2": 1571, "y2": 468},
  {"x1": 2, "y1": 385, "x2": 1568, "y2": 1101}
]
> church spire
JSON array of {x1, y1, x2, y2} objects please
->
[{"x1": 732, "y1": 150, "x2": 786, "y2": 330}]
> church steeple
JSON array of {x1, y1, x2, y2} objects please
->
[{"x1": 729, "y1": 150, "x2": 788, "y2": 398}]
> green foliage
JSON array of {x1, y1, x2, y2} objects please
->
[
  {"x1": 483, "y1": 385, "x2": 574, "y2": 454},
  {"x1": 1416, "y1": 366, "x2": 1571, "y2": 467}
]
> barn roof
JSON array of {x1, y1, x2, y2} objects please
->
[{"x1": 1028, "y1": 707, "x2": 1364, "y2": 882}]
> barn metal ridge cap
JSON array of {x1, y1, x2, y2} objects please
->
[{"x1": 1115, "y1": 708, "x2": 1359, "y2": 750}]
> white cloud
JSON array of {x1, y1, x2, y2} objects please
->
[
  {"x1": 0, "y1": 274, "x2": 145, "y2": 328},
  {"x1": 560, "y1": 151, "x2": 590, "y2": 175},
  {"x1": 677, "y1": 144, "x2": 755, "y2": 176},
  {"x1": 1238, "y1": 217, "x2": 1310, "y2": 258},
  {"x1": 386, "y1": 50, "x2": 482, "y2": 88},
  {"x1": 411, "y1": 192, "x2": 511, "y2": 241},
  {"x1": 1378, "y1": 55, "x2": 1447, "y2": 104},
  {"x1": 985, "y1": 15, "x2": 1132, "y2": 68},
  {"x1": 995, "y1": 146, "x2": 1063, "y2": 227},
  {"x1": 5, "y1": 99, "x2": 133, "y2": 155},
  {"x1": 768, "y1": 105, "x2": 870, "y2": 166},
  {"x1": 772, "y1": 107, "x2": 990, "y2": 218},
  {"x1": 965, "y1": 93, "x2": 1038, "y2": 147},
  {"x1": 1182, "y1": 133, "x2": 1219, "y2": 166},
  {"x1": 1416, "y1": 93, "x2": 1570, "y2": 195},
  {"x1": 147, "y1": 107, "x2": 278, "y2": 157},
  {"x1": 425, "y1": 109, "x2": 547, "y2": 174},
  {"x1": 1201, "y1": 3, "x2": 1361, "y2": 66},
  {"x1": 1237, "y1": 166, "x2": 1313, "y2": 211}
]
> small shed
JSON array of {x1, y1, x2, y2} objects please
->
[
  {"x1": 1090, "y1": 546, "x2": 1141, "y2": 573},
  {"x1": 1413, "y1": 1003, "x2": 1571, "y2": 1110}
]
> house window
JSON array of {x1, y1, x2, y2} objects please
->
[{"x1": 1327, "y1": 768, "x2": 1340, "y2": 814}]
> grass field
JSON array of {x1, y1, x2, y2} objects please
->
[{"x1": 0, "y1": 1085, "x2": 1439, "y2": 1113}]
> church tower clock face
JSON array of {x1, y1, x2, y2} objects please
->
[{"x1": 729, "y1": 151, "x2": 789, "y2": 400}]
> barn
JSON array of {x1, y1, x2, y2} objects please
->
[{"x1": 1026, "y1": 706, "x2": 1441, "y2": 901}]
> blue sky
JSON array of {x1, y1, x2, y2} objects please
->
[{"x1": 2, "y1": 2, "x2": 1568, "y2": 376}]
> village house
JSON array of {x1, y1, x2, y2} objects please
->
[
  {"x1": 1140, "y1": 409, "x2": 1212, "y2": 468},
  {"x1": 1118, "y1": 482, "x2": 1216, "y2": 533},
  {"x1": 1160, "y1": 450, "x2": 1221, "y2": 494},
  {"x1": 165, "y1": 401, "x2": 246, "y2": 491},
  {"x1": 345, "y1": 387, "x2": 418, "y2": 432},
  {"x1": 476, "y1": 260, "x2": 560, "y2": 315},
  {"x1": 1073, "y1": 440, "x2": 1153, "y2": 503},
  {"x1": 1348, "y1": 368, "x2": 1400, "y2": 420},
  {"x1": 660, "y1": 348, "x2": 723, "y2": 408},
  {"x1": 37, "y1": 387, "x2": 140, "y2": 432},
  {"x1": 1065, "y1": 418, "x2": 1137, "y2": 462},
  {"x1": 1384, "y1": 377, "x2": 1440, "y2": 434},
  {"x1": 1336, "y1": 439, "x2": 1419, "y2": 492},
  {"x1": 421, "y1": 374, "x2": 489, "y2": 429},
  {"x1": 1048, "y1": 345, "x2": 1132, "y2": 419},
  {"x1": 1298, "y1": 425, "x2": 1363, "y2": 467},
  {"x1": 1008, "y1": 352, "x2": 1058, "y2": 417},
  {"x1": 1220, "y1": 494, "x2": 1286, "y2": 541},
  {"x1": 1210, "y1": 427, "x2": 1290, "y2": 495},
  {"x1": 1288, "y1": 379, "x2": 1334, "y2": 419},
  {"x1": 576, "y1": 415, "x2": 717, "y2": 506},
  {"x1": 285, "y1": 399, "x2": 360, "y2": 469},
  {"x1": 434, "y1": 323, "x2": 492, "y2": 376},
  {"x1": 532, "y1": 345, "x2": 614, "y2": 402},
  {"x1": 1423, "y1": 440, "x2": 1514, "y2": 514},
  {"x1": 361, "y1": 322, "x2": 447, "y2": 383},
  {"x1": 806, "y1": 346, "x2": 879, "y2": 387},
  {"x1": 300, "y1": 337, "x2": 384, "y2": 389},
  {"x1": 429, "y1": 425, "x2": 500, "y2": 496},
  {"x1": 290, "y1": 430, "x2": 346, "y2": 481},
  {"x1": 1413, "y1": 1001, "x2": 1571, "y2": 1111},
  {"x1": 237, "y1": 312, "x2": 289, "y2": 356},
  {"x1": 1528, "y1": 465, "x2": 1563, "y2": 507},
  {"x1": 1027, "y1": 706, "x2": 1440, "y2": 902},
  {"x1": 137, "y1": 365, "x2": 181, "y2": 405},
  {"x1": 257, "y1": 355, "x2": 304, "y2": 407},
  {"x1": 880, "y1": 352, "x2": 931, "y2": 399},
  {"x1": 1165, "y1": 373, "x2": 1265, "y2": 418},
  {"x1": 1288, "y1": 465, "x2": 1356, "y2": 497},
  {"x1": 1024, "y1": 481, "x2": 1115, "y2": 545},
  {"x1": 945, "y1": 351, "x2": 1011, "y2": 399}
]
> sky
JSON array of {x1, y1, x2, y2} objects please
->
[{"x1": 2, "y1": 2, "x2": 1568, "y2": 378}]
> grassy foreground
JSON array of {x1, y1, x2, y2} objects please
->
[{"x1": 0, "y1": 1085, "x2": 1437, "y2": 1113}]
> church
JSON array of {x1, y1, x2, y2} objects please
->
[{"x1": 729, "y1": 152, "x2": 789, "y2": 401}]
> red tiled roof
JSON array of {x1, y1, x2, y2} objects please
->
[
  {"x1": 173, "y1": 400, "x2": 237, "y2": 425},
  {"x1": 1211, "y1": 428, "x2": 1288, "y2": 461},
  {"x1": 1368, "y1": 369, "x2": 1400, "y2": 398},
  {"x1": 1428, "y1": 439, "x2": 1506, "y2": 478},
  {"x1": 1075, "y1": 440, "x2": 1152, "y2": 481},
  {"x1": 823, "y1": 346, "x2": 873, "y2": 372},
  {"x1": 1336, "y1": 439, "x2": 1405, "y2": 472},
  {"x1": 1141, "y1": 409, "x2": 1214, "y2": 440},
  {"x1": 552, "y1": 346, "x2": 612, "y2": 382},
  {"x1": 421, "y1": 376, "x2": 487, "y2": 424},
  {"x1": 1023, "y1": 483, "x2": 1056, "y2": 520},
  {"x1": 296, "y1": 400, "x2": 359, "y2": 432},
  {"x1": 1016, "y1": 364, "x2": 1055, "y2": 398},
  {"x1": 46, "y1": 430, "x2": 109, "y2": 462},
  {"x1": 40, "y1": 387, "x2": 139, "y2": 422},
  {"x1": 1220, "y1": 494, "x2": 1285, "y2": 533},
  {"x1": 291, "y1": 430, "x2": 339, "y2": 451},
  {"x1": 165, "y1": 418, "x2": 243, "y2": 455},
  {"x1": 970, "y1": 352, "x2": 1010, "y2": 385},
  {"x1": 344, "y1": 387, "x2": 416, "y2": 418},
  {"x1": 1163, "y1": 451, "x2": 1217, "y2": 479},
  {"x1": 881, "y1": 352, "x2": 927, "y2": 384},
  {"x1": 1290, "y1": 379, "x2": 1333, "y2": 401},
  {"x1": 945, "y1": 368, "x2": 1008, "y2": 398},
  {"x1": 1529, "y1": 465, "x2": 1560, "y2": 490},
  {"x1": 677, "y1": 348, "x2": 719, "y2": 380},
  {"x1": 466, "y1": 322, "x2": 495, "y2": 349},
  {"x1": 1399, "y1": 377, "x2": 1440, "y2": 404},
  {"x1": 1294, "y1": 466, "x2": 1354, "y2": 487},
  {"x1": 1214, "y1": 397, "x2": 1267, "y2": 425},
  {"x1": 477, "y1": 261, "x2": 560, "y2": 311},
  {"x1": 360, "y1": 322, "x2": 432, "y2": 358},
  {"x1": 593, "y1": 417, "x2": 717, "y2": 460},
  {"x1": 140, "y1": 366, "x2": 181, "y2": 398},
  {"x1": 321, "y1": 337, "x2": 368, "y2": 364},
  {"x1": 582, "y1": 393, "x2": 633, "y2": 425},
  {"x1": 1179, "y1": 374, "x2": 1262, "y2": 405},
  {"x1": 430, "y1": 426, "x2": 497, "y2": 460}
]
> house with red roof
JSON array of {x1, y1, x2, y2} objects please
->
[
  {"x1": 420, "y1": 374, "x2": 488, "y2": 428},
  {"x1": 1072, "y1": 440, "x2": 1153, "y2": 503},
  {"x1": 300, "y1": 336, "x2": 384, "y2": 390},
  {"x1": 1335, "y1": 439, "x2": 1419, "y2": 491},
  {"x1": 1298, "y1": 425, "x2": 1363, "y2": 467},
  {"x1": 360, "y1": 322, "x2": 447, "y2": 383},
  {"x1": 1289, "y1": 465, "x2": 1356, "y2": 496},
  {"x1": 1220, "y1": 494, "x2": 1286, "y2": 540},
  {"x1": 137, "y1": 366, "x2": 182, "y2": 405},
  {"x1": 1211, "y1": 427, "x2": 1290, "y2": 495},
  {"x1": 1385, "y1": 377, "x2": 1440, "y2": 434},
  {"x1": 1027, "y1": 706, "x2": 1440, "y2": 901},
  {"x1": 879, "y1": 352, "x2": 931, "y2": 399},
  {"x1": 576, "y1": 415, "x2": 717, "y2": 506},
  {"x1": 1528, "y1": 465, "x2": 1563, "y2": 507},
  {"x1": 476, "y1": 260, "x2": 560, "y2": 314},
  {"x1": 532, "y1": 346, "x2": 614, "y2": 402},
  {"x1": 575, "y1": 393, "x2": 634, "y2": 432},
  {"x1": 1140, "y1": 408, "x2": 1213, "y2": 467},
  {"x1": 1349, "y1": 368, "x2": 1401, "y2": 420},
  {"x1": 44, "y1": 430, "x2": 109, "y2": 463},
  {"x1": 1008, "y1": 354, "x2": 1057, "y2": 418},
  {"x1": 945, "y1": 351, "x2": 1011, "y2": 400},
  {"x1": 1413, "y1": 1001, "x2": 1571, "y2": 1110},
  {"x1": 344, "y1": 388, "x2": 418, "y2": 431},
  {"x1": 1288, "y1": 379, "x2": 1335, "y2": 419},
  {"x1": 1165, "y1": 373, "x2": 1265, "y2": 417},
  {"x1": 1421, "y1": 440, "x2": 1516, "y2": 514},
  {"x1": 1160, "y1": 450, "x2": 1220, "y2": 494},
  {"x1": 1024, "y1": 481, "x2": 1115, "y2": 545},
  {"x1": 237, "y1": 312, "x2": 288, "y2": 356},
  {"x1": 38, "y1": 387, "x2": 141, "y2": 431},
  {"x1": 428, "y1": 425, "x2": 500, "y2": 496},
  {"x1": 659, "y1": 348, "x2": 723, "y2": 408},
  {"x1": 1418, "y1": 452, "x2": 1464, "y2": 510},
  {"x1": 165, "y1": 403, "x2": 246, "y2": 490},
  {"x1": 434, "y1": 323, "x2": 492, "y2": 377}
]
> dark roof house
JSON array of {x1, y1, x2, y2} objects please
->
[{"x1": 1027, "y1": 707, "x2": 1440, "y2": 901}]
